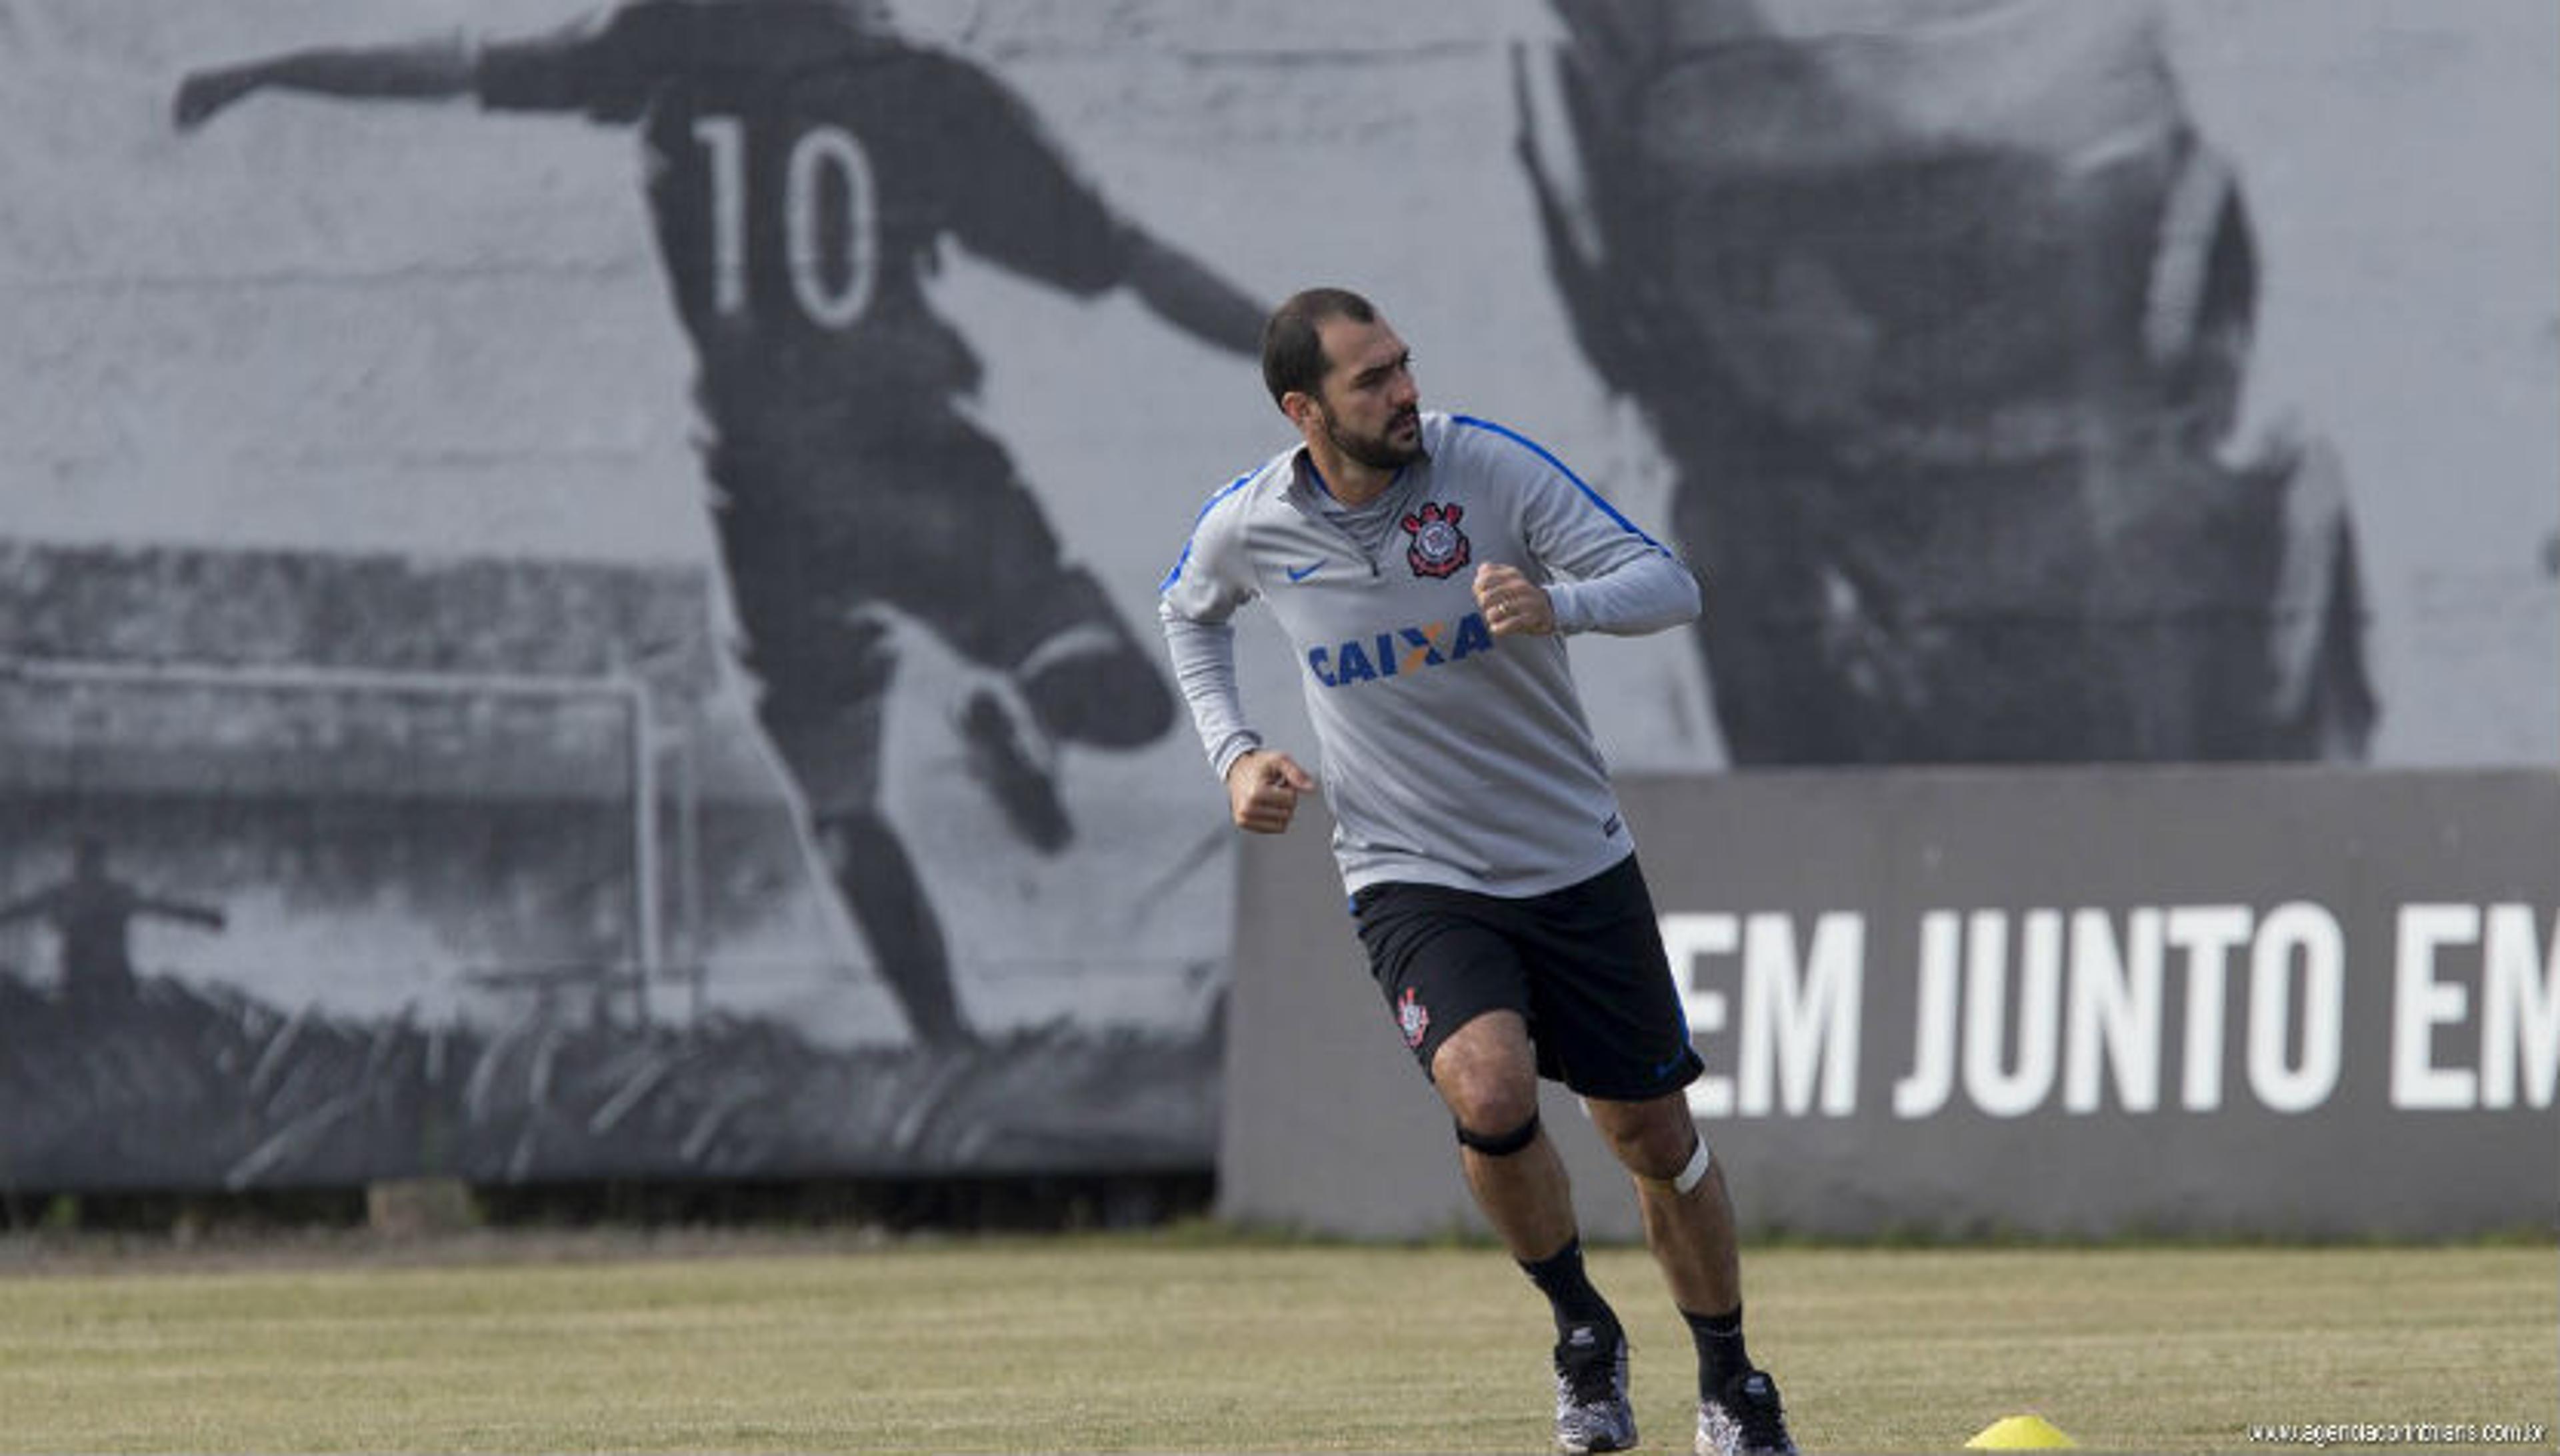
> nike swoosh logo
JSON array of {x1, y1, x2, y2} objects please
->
[{"x1": 1285, "y1": 562, "x2": 1322, "y2": 583}]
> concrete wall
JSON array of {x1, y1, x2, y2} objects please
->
[{"x1": 1221, "y1": 768, "x2": 2559, "y2": 1239}]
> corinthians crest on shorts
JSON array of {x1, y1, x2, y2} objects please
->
[
  {"x1": 1401, "y1": 501, "x2": 1470, "y2": 579},
  {"x1": 1397, "y1": 987, "x2": 1431, "y2": 1048}
]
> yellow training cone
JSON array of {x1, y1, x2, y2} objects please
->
[{"x1": 1966, "y1": 1413, "x2": 2079, "y2": 1449}]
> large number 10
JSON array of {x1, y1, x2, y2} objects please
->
[{"x1": 691, "y1": 113, "x2": 879, "y2": 329}]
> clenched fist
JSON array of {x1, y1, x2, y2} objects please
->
[
  {"x1": 1225, "y1": 749, "x2": 1317, "y2": 834},
  {"x1": 1473, "y1": 561, "x2": 1555, "y2": 637}
]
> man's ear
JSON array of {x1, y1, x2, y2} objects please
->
[{"x1": 1280, "y1": 391, "x2": 1320, "y2": 431}]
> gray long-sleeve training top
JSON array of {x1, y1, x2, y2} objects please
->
[{"x1": 1157, "y1": 411, "x2": 1701, "y2": 898}]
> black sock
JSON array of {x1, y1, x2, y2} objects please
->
[
  {"x1": 1519, "y1": 1237, "x2": 1617, "y2": 1341},
  {"x1": 1683, "y1": 1303, "x2": 1751, "y2": 1396}
]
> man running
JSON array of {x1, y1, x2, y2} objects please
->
[{"x1": 1160, "y1": 287, "x2": 1795, "y2": 1456}]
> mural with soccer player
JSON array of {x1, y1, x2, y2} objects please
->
[{"x1": 1, "y1": 0, "x2": 2551, "y2": 1191}]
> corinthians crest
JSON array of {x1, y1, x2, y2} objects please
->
[
  {"x1": 1397, "y1": 987, "x2": 1431, "y2": 1049},
  {"x1": 1401, "y1": 501, "x2": 1470, "y2": 579}
]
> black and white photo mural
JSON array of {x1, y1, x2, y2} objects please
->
[
  {"x1": 1521, "y1": 0, "x2": 2379, "y2": 764},
  {"x1": 3, "y1": 0, "x2": 2553, "y2": 1191}
]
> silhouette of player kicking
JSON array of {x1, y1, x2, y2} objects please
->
[{"x1": 175, "y1": 0, "x2": 1268, "y2": 1045}]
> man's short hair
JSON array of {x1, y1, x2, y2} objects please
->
[{"x1": 1262, "y1": 287, "x2": 1378, "y2": 407}]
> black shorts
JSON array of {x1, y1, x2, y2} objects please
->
[{"x1": 1349, "y1": 855, "x2": 1705, "y2": 1103}]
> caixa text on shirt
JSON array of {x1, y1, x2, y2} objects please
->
[{"x1": 1305, "y1": 613, "x2": 1496, "y2": 688}]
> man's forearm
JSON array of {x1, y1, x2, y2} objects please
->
[
  {"x1": 1547, "y1": 551, "x2": 1703, "y2": 637},
  {"x1": 1161, "y1": 611, "x2": 1263, "y2": 779},
  {"x1": 177, "y1": 35, "x2": 480, "y2": 129},
  {"x1": 246, "y1": 37, "x2": 478, "y2": 104}
]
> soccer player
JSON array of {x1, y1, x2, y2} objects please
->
[
  {"x1": 173, "y1": 0, "x2": 1267, "y2": 1046},
  {"x1": 1517, "y1": 0, "x2": 2376, "y2": 766},
  {"x1": 0, "y1": 838, "x2": 228, "y2": 1009},
  {"x1": 1159, "y1": 288, "x2": 1795, "y2": 1456}
]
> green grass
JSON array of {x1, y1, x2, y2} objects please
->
[{"x1": 1, "y1": 1233, "x2": 2551, "y2": 1453}]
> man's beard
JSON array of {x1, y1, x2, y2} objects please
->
[{"x1": 1326, "y1": 406, "x2": 1424, "y2": 471}]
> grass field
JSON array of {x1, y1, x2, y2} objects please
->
[{"x1": 1, "y1": 1230, "x2": 2551, "y2": 1453}]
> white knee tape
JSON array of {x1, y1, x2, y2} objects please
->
[{"x1": 1672, "y1": 1134, "x2": 1713, "y2": 1195}]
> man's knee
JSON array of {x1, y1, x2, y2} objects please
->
[
  {"x1": 1632, "y1": 1130, "x2": 1714, "y2": 1196},
  {"x1": 1443, "y1": 1079, "x2": 1541, "y2": 1147},
  {"x1": 1453, "y1": 1109, "x2": 1542, "y2": 1158},
  {"x1": 1429, "y1": 1014, "x2": 1540, "y2": 1135},
  {"x1": 1595, "y1": 1097, "x2": 1714, "y2": 1190}
]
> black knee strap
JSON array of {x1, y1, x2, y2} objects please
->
[{"x1": 1453, "y1": 1111, "x2": 1541, "y2": 1158}]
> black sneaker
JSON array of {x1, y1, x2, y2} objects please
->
[
  {"x1": 1553, "y1": 1322, "x2": 1636, "y2": 1454},
  {"x1": 1695, "y1": 1369, "x2": 1796, "y2": 1456}
]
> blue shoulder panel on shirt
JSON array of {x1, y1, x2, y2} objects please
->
[
  {"x1": 1450, "y1": 413, "x2": 1672, "y2": 555},
  {"x1": 1159, "y1": 469, "x2": 1257, "y2": 592}
]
